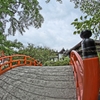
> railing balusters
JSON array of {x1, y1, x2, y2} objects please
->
[
  {"x1": 24, "y1": 56, "x2": 27, "y2": 65},
  {"x1": 9, "y1": 56, "x2": 12, "y2": 69},
  {"x1": 0, "y1": 54, "x2": 42, "y2": 75}
]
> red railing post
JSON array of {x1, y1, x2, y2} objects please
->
[
  {"x1": 17, "y1": 60, "x2": 20, "y2": 66},
  {"x1": 34, "y1": 60, "x2": 37, "y2": 66},
  {"x1": 9, "y1": 56, "x2": 12, "y2": 69},
  {"x1": 70, "y1": 30, "x2": 100, "y2": 100},
  {"x1": 24, "y1": 56, "x2": 27, "y2": 65},
  {"x1": 80, "y1": 30, "x2": 100, "y2": 100},
  {"x1": 83, "y1": 57, "x2": 99, "y2": 100}
]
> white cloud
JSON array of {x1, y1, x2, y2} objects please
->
[{"x1": 7, "y1": 0, "x2": 83, "y2": 51}]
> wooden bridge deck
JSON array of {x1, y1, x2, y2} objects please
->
[{"x1": 0, "y1": 66, "x2": 76, "y2": 100}]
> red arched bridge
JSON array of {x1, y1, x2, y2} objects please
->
[
  {"x1": 0, "y1": 54, "x2": 42, "y2": 75},
  {"x1": 0, "y1": 51, "x2": 100, "y2": 100}
]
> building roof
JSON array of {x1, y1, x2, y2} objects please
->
[
  {"x1": 59, "y1": 48, "x2": 65, "y2": 54},
  {"x1": 65, "y1": 40, "x2": 100, "y2": 56},
  {"x1": 65, "y1": 41, "x2": 81, "y2": 56}
]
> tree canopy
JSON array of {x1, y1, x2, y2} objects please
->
[
  {"x1": 1, "y1": 0, "x2": 99, "y2": 38},
  {"x1": 70, "y1": 0, "x2": 100, "y2": 38},
  {"x1": 0, "y1": 0, "x2": 44, "y2": 35},
  {"x1": 46, "y1": 0, "x2": 62, "y2": 3},
  {"x1": 0, "y1": 33, "x2": 24, "y2": 55}
]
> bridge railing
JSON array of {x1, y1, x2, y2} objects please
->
[
  {"x1": 70, "y1": 50, "x2": 83, "y2": 100},
  {"x1": 0, "y1": 54, "x2": 42, "y2": 75},
  {"x1": 70, "y1": 50, "x2": 100, "y2": 100}
]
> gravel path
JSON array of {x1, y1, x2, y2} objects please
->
[{"x1": 0, "y1": 66, "x2": 76, "y2": 100}]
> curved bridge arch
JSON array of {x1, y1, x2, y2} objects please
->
[
  {"x1": 70, "y1": 50, "x2": 83, "y2": 100},
  {"x1": 0, "y1": 54, "x2": 42, "y2": 75},
  {"x1": 70, "y1": 50, "x2": 100, "y2": 100}
]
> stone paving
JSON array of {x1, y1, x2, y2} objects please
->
[{"x1": 0, "y1": 66, "x2": 76, "y2": 100}]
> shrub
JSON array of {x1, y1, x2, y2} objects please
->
[{"x1": 44, "y1": 56, "x2": 70, "y2": 66}]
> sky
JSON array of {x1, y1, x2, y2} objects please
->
[{"x1": 7, "y1": 0, "x2": 84, "y2": 52}]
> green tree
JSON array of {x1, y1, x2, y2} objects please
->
[
  {"x1": 0, "y1": 33, "x2": 58, "y2": 64},
  {"x1": 0, "y1": 33, "x2": 7, "y2": 51},
  {"x1": 18, "y1": 43, "x2": 57, "y2": 64},
  {"x1": 0, "y1": 0, "x2": 63, "y2": 36},
  {"x1": 70, "y1": 0, "x2": 100, "y2": 38},
  {"x1": 0, "y1": 0, "x2": 44, "y2": 35},
  {"x1": 46, "y1": 0, "x2": 62, "y2": 3},
  {"x1": 0, "y1": 33, "x2": 24, "y2": 55}
]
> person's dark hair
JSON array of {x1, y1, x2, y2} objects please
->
[{"x1": 80, "y1": 30, "x2": 92, "y2": 39}]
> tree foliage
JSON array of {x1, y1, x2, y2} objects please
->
[
  {"x1": 18, "y1": 43, "x2": 57, "y2": 64},
  {"x1": 46, "y1": 0, "x2": 62, "y2": 3},
  {"x1": 0, "y1": 33, "x2": 24, "y2": 55},
  {"x1": 0, "y1": 0, "x2": 64, "y2": 36},
  {"x1": 0, "y1": 33, "x2": 58, "y2": 64},
  {"x1": 0, "y1": 33, "x2": 70, "y2": 65},
  {"x1": 0, "y1": 0, "x2": 44, "y2": 35},
  {"x1": 70, "y1": 0, "x2": 100, "y2": 38},
  {"x1": 44, "y1": 56, "x2": 70, "y2": 66}
]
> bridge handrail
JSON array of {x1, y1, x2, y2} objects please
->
[
  {"x1": 70, "y1": 50, "x2": 83, "y2": 100},
  {"x1": 70, "y1": 50, "x2": 100, "y2": 100},
  {"x1": 70, "y1": 50, "x2": 83, "y2": 71},
  {"x1": 0, "y1": 54, "x2": 42, "y2": 75}
]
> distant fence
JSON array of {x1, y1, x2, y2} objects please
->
[{"x1": 0, "y1": 54, "x2": 42, "y2": 75}]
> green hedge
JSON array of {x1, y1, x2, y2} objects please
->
[{"x1": 44, "y1": 56, "x2": 70, "y2": 66}]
